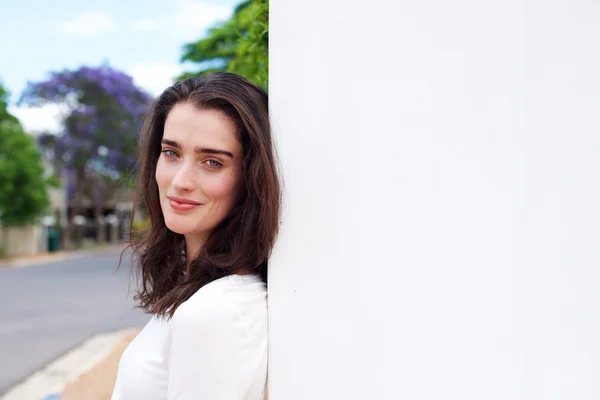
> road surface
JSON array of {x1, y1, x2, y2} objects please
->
[{"x1": 0, "y1": 249, "x2": 150, "y2": 395}]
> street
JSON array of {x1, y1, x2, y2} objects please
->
[{"x1": 0, "y1": 249, "x2": 150, "y2": 395}]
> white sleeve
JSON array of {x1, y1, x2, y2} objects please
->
[{"x1": 167, "y1": 292, "x2": 254, "y2": 399}]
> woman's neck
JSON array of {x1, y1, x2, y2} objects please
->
[{"x1": 184, "y1": 234, "x2": 206, "y2": 270}]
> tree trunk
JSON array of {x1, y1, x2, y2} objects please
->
[
  {"x1": 95, "y1": 204, "x2": 105, "y2": 243},
  {"x1": 71, "y1": 170, "x2": 87, "y2": 249}
]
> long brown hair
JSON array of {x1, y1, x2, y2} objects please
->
[{"x1": 126, "y1": 72, "x2": 280, "y2": 318}]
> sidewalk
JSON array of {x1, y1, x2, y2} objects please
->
[
  {"x1": 61, "y1": 332, "x2": 138, "y2": 400},
  {"x1": 0, "y1": 329, "x2": 139, "y2": 400}
]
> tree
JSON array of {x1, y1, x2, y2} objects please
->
[
  {"x1": 0, "y1": 84, "x2": 51, "y2": 227},
  {"x1": 178, "y1": 0, "x2": 269, "y2": 90},
  {"x1": 19, "y1": 65, "x2": 152, "y2": 241},
  {"x1": 0, "y1": 84, "x2": 18, "y2": 124}
]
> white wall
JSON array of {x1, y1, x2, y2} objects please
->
[
  {"x1": 1, "y1": 226, "x2": 43, "y2": 257},
  {"x1": 269, "y1": 1, "x2": 600, "y2": 399}
]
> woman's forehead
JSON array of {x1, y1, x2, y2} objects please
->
[{"x1": 163, "y1": 104, "x2": 241, "y2": 153}]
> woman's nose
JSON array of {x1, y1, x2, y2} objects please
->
[{"x1": 171, "y1": 163, "x2": 196, "y2": 191}]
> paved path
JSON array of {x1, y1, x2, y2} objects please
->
[{"x1": 0, "y1": 249, "x2": 150, "y2": 396}]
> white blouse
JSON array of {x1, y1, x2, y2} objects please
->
[{"x1": 111, "y1": 274, "x2": 268, "y2": 400}]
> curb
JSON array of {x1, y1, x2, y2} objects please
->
[
  {"x1": 0, "y1": 245, "x2": 126, "y2": 269},
  {"x1": 0, "y1": 328, "x2": 140, "y2": 400}
]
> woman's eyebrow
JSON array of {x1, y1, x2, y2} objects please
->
[
  {"x1": 161, "y1": 139, "x2": 180, "y2": 148},
  {"x1": 196, "y1": 148, "x2": 234, "y2": 158},
  {"x1": 161, "y1": 139, "x2": 234, "y2": 158}
]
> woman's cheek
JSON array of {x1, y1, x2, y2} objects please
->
[
  {"x1": 155, "y1": 161, "x2": 168, "y2": 187},
  {"x1": 157, "y1": 170, "x2": 176, "y2": 195},
  {"x1": 205, "y1": 171, "x2": 239, "y2": 199}
]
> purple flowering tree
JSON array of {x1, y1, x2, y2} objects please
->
[{"x1": 20, "y1": 65, "x2": 152, "y2": 243}]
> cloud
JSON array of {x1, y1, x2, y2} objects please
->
[
  {"x1": 8, "y1": 103, "x2": 68, "y2": 136},
  {"x1": 133, "y1": 19, "x2": 158, "y2": 32},
  {"x1": 129, "y1": 2, "x2": 233, "y2": 40},
  {"x1": 168, "y1": 0, "x2": 232, "y2": 40},
  {"x1": 129, "y1": 62, "x2": 184, "y2": 96},
  {"x1": 60, "y1": 12, "x2": 116, "y2": 36}
]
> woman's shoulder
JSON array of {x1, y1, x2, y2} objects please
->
[
  {"x1": 166, "y1": 274, "x2": 268, "y2": 385},
  {"x1": 173, "y1": 274, "x2": 267, "y2": 329}
]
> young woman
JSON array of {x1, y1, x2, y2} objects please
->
[{"x1": 111, "y1": 72, "x2": 280, "y2": 400}]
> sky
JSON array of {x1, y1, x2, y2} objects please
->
[{"x1": 1, "y1": 0, "x2": 240, "y2": 133}]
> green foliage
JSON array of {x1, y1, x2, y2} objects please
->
[
  {"x1": 130, "y1": 215, "x2": 151, "y2": 240},
  {"x1": 0, "y1": 88, "x2": 51, "y2": 226},
  {"x1": 0, "y1": 85, "x2": 19, "y2": 124},
  {"x1": 131, "y1": 216, "x2": 150, "y2": 233},
  {"x1": 46, "y1": 173, "x2": 62, "y2": 189},
  {"x1": 178, "y1": 0, "x2": 269, "y2": 90}
]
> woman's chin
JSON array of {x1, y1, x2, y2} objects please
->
[{"x1": 164, "y1": 220, "x2": 195, "y2": 235}]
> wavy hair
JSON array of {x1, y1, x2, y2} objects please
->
[{"x1": 125, "y1": 72, "x2": 280, "y2": 318}]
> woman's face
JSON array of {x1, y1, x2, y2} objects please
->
[{"x1": 156, "y1": 103, "x2": 243, "y2": 245}]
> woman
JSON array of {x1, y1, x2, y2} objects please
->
[{"x1": 112, "y1": 72, "x2": 280, "y2": 400}]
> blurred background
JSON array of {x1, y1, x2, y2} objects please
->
[{"x1": 0, "y1": 0, "x2": 268, "y2": 398}]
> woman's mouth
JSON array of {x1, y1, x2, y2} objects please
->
[{"x1": 168, "y1": 197, "x2": 202, "y2": 212}]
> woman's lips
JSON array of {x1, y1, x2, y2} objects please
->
[{"x1": 168, "y1": 197, "x2": 202, "y2": 212}]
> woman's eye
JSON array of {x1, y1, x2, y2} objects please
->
[
  {"x1": 162, "y1": 149, "x2": 178, "y2": 158},
  {"x1": 206, "y1": 159, "x2": 222, "y2": 168}
]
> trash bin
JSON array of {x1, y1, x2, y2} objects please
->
[{"x1": 48, "y1": 228, "x2": 60, "y2": 252}]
